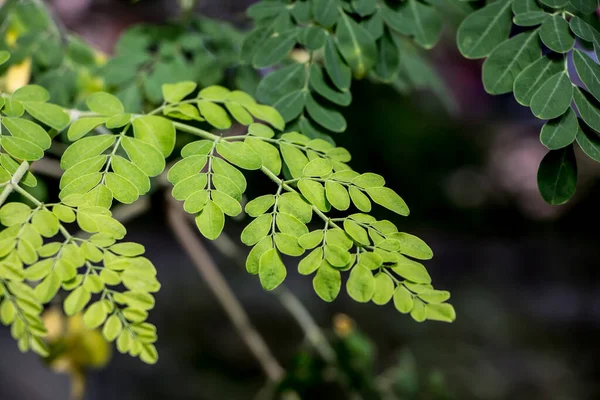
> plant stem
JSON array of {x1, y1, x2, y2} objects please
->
[{"x1": 165, "y1": 195, "x2": 285, "y2": 383}]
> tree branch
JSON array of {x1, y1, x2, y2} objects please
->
[{"x1": 165, "y1": 194, "x2": 285, "y2": 382}]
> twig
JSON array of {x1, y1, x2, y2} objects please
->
[{"x1": 165, "y1": 194, "x2": 285, "y2": 382}]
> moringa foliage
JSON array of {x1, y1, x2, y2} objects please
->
[
  {"x1": 0, "y1": 36, "x2": 454, "y2": 365},
  {"x1": 457, "y1": 0, "x2": 600, "y2": 205},
  {"x1": 243, "y1": 0, "x2": 462, "y2": 140}
]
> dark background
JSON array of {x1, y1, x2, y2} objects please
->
[{"x1": 1, "y1": 1, "x2": 599, "y2": 399}]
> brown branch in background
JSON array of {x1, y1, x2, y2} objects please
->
[{"x1": 166, "y1": 194, "x2": 285, "y2": 383}]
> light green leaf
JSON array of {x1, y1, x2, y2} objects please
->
[
  {"x1": 346, "y1": 264, "x2": 375, "y2": 303},
  {"x1": 365, "y1": 187, "x2": 409, "y2": 216},
  {"x1": 279, "y1": 192, "x2": 313, "y2": 223},
  {"x1": 132, "y1": 116, "x2": 176, "y2": 157},
  {"x1": 86, "y1": 92, "x2": 124, "y2": 116},
  {"x1": 313, "y1": 261, "x2": 341, "y2": 302},
  {"x1": 276, "y1": 213, "x2": 308, "y2": 238},
  {"x1": 248, "y1": 123, "x2": 275, "y2": 139},
  {"x1": 245, "y1": 137, "x2": 282, "y2": 175},
  {"x1": 325, "y1": 181, "x2": 350, "y2": 211},
  {"x1": 197, "y1": 100, "x2": 232, "y2": 130},
  {"x1": 61, "y1": 135, "x2": 116, "y2": 170},
  {"x1": 172, "y1": 174, "x2": 207, "y2": 201},
  {"x1": 537, "y1": 146, "x2": 577, "y2": 205},
  {"x1": 246, "y1": 237, "x2": 273, "y2": 275},
  {"x1": 183, "y1": 190, "x2": 209, "y2": 214},
  {"x1": 2, "y1": 118, "x2": 51, "y2": 150},
  {"x1": 241, "y1": 214, "x2": 272, "y2": 246},
  {"x1": 259, "y1": 248, "x2": 287, "y2": 290},
  {"x1": 393, "y1": 285, "x2": 414, "y2": 314},
  {"x1": 1, "y1": 137, "x2": 44, "y2": 161},
  {"x1": 392, "y1": 255, "x2": 432, "y2": 284},
  {"x1": 105, "y1": 173, "x2": 139, "y2": 204},
  {"x1": 303, "y1": 158, "x2": 332, "y2": 177},
  {"x1": 83, "y1": 301, "x2": 108, "y2": 329},
  {"x1": 13, "y1": 85, "x2": 50, "y2": 102},
  {"x1": 195, "y1": 200, "x2": 225, "y2": 240},
  {"x1": 343, "y1": 219, "x2": 369, "y2": 246},
  {"x1": 212, "y1": 191, "x2": 242, "y2": 217},
  {"x1": 389, "y1": 232, "x2": 433, "y2": 260},
  {"x1": 216, "y1": 141, "x2": 262, "y2": 170},
  {"x1": 298, "y1": 230, "x2": 324, "y2": 250},
  {"x1": 274, "y1": 233, "x2": 305, "y2": 256},
  {"x1": 425, "y1": 303, "x2": 456, "y2": 322},
  {"x1": 280, "y1": 143, "x2": 309, "y2": 179},
  {"x1": 64, "y1": 286, "x2": 91, "y2": 316},
  {"x1": 298, "y1": 247, "x2": 323, "y2": 275},
  {"x1": 162, "y1": 81, "x2": 197, "y2": 103},
  {"x1": 325, "y1": 244, "x2": 351, "y2": 267},
  {"x1": 298, "y1": 179, "x2": 330, "y2": 212},
  {"x1": 349, "y1": 186, "x2": 371, "y2": 212},
  {"x1": 121, "y1": 136, "x2": 165, "y2": 177},
  {"x1": 372, "y1": 272, "x2": 394, "y2": 305},
  {"x1": 67, "y1": 117, "x2": 109, "y2": 141},
  {"x1": 244, "y1": 103, "x2": 285, "y2": 131},
  {"x1": 112, "y1": 156, "x2": 151, "y2": 194},
  {"x1": 103, "y1": 314, "x2": 123, "y2": 341}
]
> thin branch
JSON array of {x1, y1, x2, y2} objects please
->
[{"x1": 165, "y1": 194, "x2": 285, "y2": 382}]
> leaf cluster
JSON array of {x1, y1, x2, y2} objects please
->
[{"x1": 457, "y1": 0, "x2": 600, "y2": 204}]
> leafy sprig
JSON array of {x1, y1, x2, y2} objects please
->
[
  {"x1": 457, "y1": 0, "x2": 600, "y2": 204},
  {"x1": 244, "y1": 0, "x2": 457, "y2": 140}
]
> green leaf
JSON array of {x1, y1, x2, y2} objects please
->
[
  {"x1": 343, "y1": 219, "x2": 369, "y2": 246},
  {"x1": 61, "y1": 135, "x2": 116, "y2": 170},
  {"x1": 0, "y1": 51, "x2": 10, "y2": 65},
  {"x1": 256, "y1": 64, "x2": 306, "y2": 105},
  {"x1": 336, "y1": 13, "x2": 377, "y2": 78},
  {"x1": 390, "y1": 232, "x2": 433, "y2": 260},
  {"x1": 530, "y1": 72, "x2": 573, "y2": 120},
  {"x1": 313, "y1": 261, "x2": 341, "y2": 302},
  {"x1": 83, "y1": 301, "x2": 108, "y2": 329},
  {"x1": 246, "y1": 237, "x2": 273, "y2": 275},
  {"x1": 573, "y1": 87, "x2": 600, "y2": 132},
  {"x1": 392, "y1": 255, "x2": 432, "y2": 284},
  {"x1": 172, "y1": 175, "x2": 207, "y2": 201},
  {"x1": 325, "y1": 181, "x2": 350, "y2": 211},
  {"x1": 325, "y1": 244, "x2": 351, "y2": 267},
  {"x1": 309, "y1": 64, "x2": 352, "y2": 106},
  {"x1": 539, "y1": 0, "x2": 570, "y2": 8},
  {"x1": 195, "y1": 200, "x2": 225, "y2": 240},
  {"x1": 576, "y1": 120, "x2": 600, "y2": 162},
  {"x1": 241, "y1": 214, "x2": 272, "y2": 246},
  {"x1": 372, "y1": 273, "x2": 394, "y2": 305},
  {"x1": 349, "y1": 186, "x2": 371, "y2": 212},
  {"x1": 167, "y1": 156, "x2": 207, "y2": 185},
  {"x1": 400, "y1": 0, "x2": 443, "y2": 49},
  {"x1": 513, "y1": 12, "x2": 549, "y2": 27},
  {"x1": 244, "y1": 103, "x2": 285, "y2": 130},
  {"x1": 393, "y1": 285, "x2": 414, "y2": 314},
  {"x1": 31, "y1": 210, "x2": 59, "y2": 238},
  {"x1": 419, "y1": 289, "x2": 451, "y2": 304},
  {"x1": 248, "y1": 123, "x2": 275, "y2": 139},
  {"x1": 346, "y1": 264, "x2": 375, "y2": 303},
  {"x1": 183, "y1": 190, "x2": 209, "y2": 214},
  {"x1": 312, "y1": 0, "x2": 340, "y2": 27},
  {"x1": 2, "y1": 118, "x2": 51, "y2": 150},
  {"x1": 324, "y1": 36, "x2": 352, "y2": 92},
  {"x1": 259, "y1": 248, "x2": 287, "y2": 290},
  {"x1": 540, "y1": 108, "x2": 579, "y2": 150},
  {"x1": 573, "y1": 49, "x2": 600, "y2": 102},
  {"x1": 365, "y1": 187, "x2": 409, "y2": 216},
  {"x1": 212, "y1": 191, "x2": 242, "y2": 217},
  {"x1": 457, "y1": 0, "x2": 513, "y2": 59},
  {"x1": 303, "y1": 158, "x2": 333, "y2": 177},
  {"x1": 1, "y1": 137, "x2": 44, "y2": 161},
  {"x1": 245, "y1": 138, "x2": 282, "y2": 175},
  {"x1": 216, "y1": 141, "x2": 262, "y2": 170},
  {"x1": 298, "y1": 248, "x2": 323, "y2": 275},
  {"x1": 306, "y1": 94, "x2": 346, "y2": 132},
  {"x1": 162, "y1": 81, "x2": 197, "y2": 103},
  {"x1": 105, "y1": 173, "x2": 139, "y2": 204},
  {"x1": 121, "y1": 136, "x2": 165, "y2": 177},
  {"x1": 103, "y1": 314, "x2": 123, "y2": 341},
  {"x1": 112, "y1": 156, "x2": 151, "y2": 194},
  {"x1": 537, "y1": 146, "x2": 577, "y2": 205},
  {"x1": 276, "y1": 213, "x2": 308, "y2": 238},
  {"x1": 425, "y1": 303, "x2": 456, "y2": 322},
  {"x1": 514, "y1": 54, "x2": 564, "y2": 107},
  {"x1": 280, "y1": 143, "x2": 309, "y2": 179},
  {"x1": 197, "y1": 100, "x2": 232, "y2": 130},
  {"x1": 299, "y1": 230, "x2": 324, "y2": 250},
  {"x1": 13, "y1": 85, "x2": 50, "y2": 102},
  {"x1": 482, "y1": 31, "x2": 542, "y2": 95},
  {"x1": 67, "y1": 117, "x2": 109, "y2": 141},
  {"x1": 539, "y1": 15, "x2": 575, "y2": 54},
  {"x1": 298, "y1": 179, "x2": 330, "y2": 212},
  {"x1": 132, "y1": 116, "x2": 176, "y2": 157},
  {"x1": 569, "y1": 16, "x2": 600, "y2": 42},
  {"x1": 513, "y1": 0, "x2": 543, "y2": 14},
  {"x1": 86, "y1": 92, "x2": 124, "y2": 116},
  {"x1": 570, "y1": 0, "x2": 598, "y2": 14},
  {"x1": 274, "y1": 233, "x2": 305, "y2": 256},
  {"x1": 274, "y1": 90, "x2": 307, "y2": 122},
  {"x1": 63, "y1": 286, "x2": 91, "y2": 316},
  {"x1": 253, "y1": 30, "x2": 298, "y2": 69}
]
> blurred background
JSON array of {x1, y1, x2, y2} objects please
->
[{"x1": 1, "y1": 0, "x2": 600, "y2": 399}]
